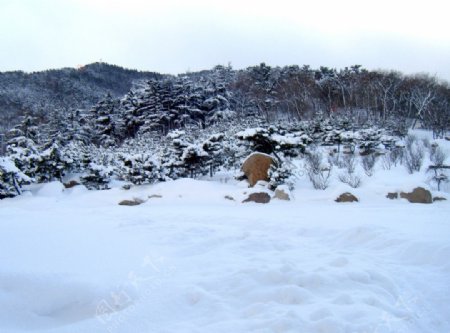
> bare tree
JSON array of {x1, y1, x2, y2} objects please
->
[{"x1": 409, "y1": 75, "x2": 437, "y2": 128}]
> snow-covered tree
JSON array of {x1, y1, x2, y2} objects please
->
[
  {"x1": 117, "y1": 153, "x2": 161, "y2": 185},
  {"x1": 34, "y1": 141, "x2": 69, "y2": 182},
  {"x1": 5, "y1": 116, "x2": 41, "y2": 181},
  {"x1": 0, "y1": 156, "x2": 31, "y2": 199},
  {"x1": 90, "y1": 93, "x2": 118, "y2": 147},
  {"x1": 180, "y1": 144, "x2": 210, "y2": 178}
]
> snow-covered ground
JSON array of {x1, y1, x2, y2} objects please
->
[{"x1": 1, "y1": 133, "x2": 450, "y2": 333}]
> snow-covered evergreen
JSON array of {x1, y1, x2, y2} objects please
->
[{"x1": 0, "y1": 156, "x2": 31, "y2": 198}]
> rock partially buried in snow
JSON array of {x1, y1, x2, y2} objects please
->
[
  {"x1": 241, "y1": 153, "x2": 275, "y2": 187},
  {"x1": 273, "y1": 186, "x2": 291, "y2": 201},
  {"x1": 400, "y1": 187, "x2": 432, "y2": 204},
  {"x1": 63, "y1": 180, "x2": 79, "y2": 189},
  {"x1": 433, "y1": 196, "x2": 447, "y2": 202},
  {"x1": 335, "y1": 192, "x2": 358, "y2": 203},
  {"x1": 118, "y1": 198, "x2": 145, "y2": 206},
  {"x1": 242, "y1": 192, "x2": 271, "y2": 204},
  {"x1": 386, "y1": 192, "x2": 398, "y2": 200},
  {"x1": 148, "y1": 194, "x2": 163, "y2": 199}
]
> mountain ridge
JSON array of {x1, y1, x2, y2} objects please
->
[{"x1": 0, "y1": 62, "x2": 163, "y2": 133}]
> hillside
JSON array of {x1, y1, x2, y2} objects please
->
[{"x1": 0, "y1": 62, "x2": 163, "y2": 134}]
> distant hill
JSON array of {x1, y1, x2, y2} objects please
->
[{"x1": 0, "y1": 62, "x2": 163, "y2": 134}]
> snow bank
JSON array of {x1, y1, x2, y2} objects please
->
[{"x1": 36, "y1": 181, "x2": 65, "y2": 197}]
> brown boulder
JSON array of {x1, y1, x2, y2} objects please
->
[
  {"x1": 242, "y1": 192, "x2": 271, "y2": 204},
  {"x1": 400, "y1": 187, "x2": 432, "y2": 204},
  {"x1": 242, "y1": 153, "x2": 275, "y2": 187},
  {"x1": 335, "y1": 192, "x2": 358, "y2": 203}
]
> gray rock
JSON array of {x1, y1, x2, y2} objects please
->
[
  {"x1": 273, "y1": 187, "x2": 290, "y2": 201},
  {"x1": 386, "y1": 192, "x2": 398, "y2": 200},
  {"x1": 242, "y1": 192, "x2": 271, "y2": 204},
  {"x1": 118, "y1": 198, "x2": 145, "y2": 206}
]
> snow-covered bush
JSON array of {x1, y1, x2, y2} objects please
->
[
  {"x1": 338, "y1": 172, "x2": 362, "y2": 188},
  {"x1": 160, "y1": 130, "x2": 213, "y2": 179},
  {"x1": 361, "y1": 154, "x2": 377, "y2": 176},
  {"x1": 34, "y1": 142, "x2": 69, "y2": 183},
  {"x1": 430, "y1": 144, "x2": 446, "y2": 167},
  {"x1": 0, "y1": 157, "x2": 31, "y2": 199},
  {"x1": 6, "y1": 135, "x2": 40, "y2": 181},
  {"x1": 80, "y1": 162, "x2": 114, "y2": 190},
  {"x1": 202, "y1": 133, "x2": 226, "y2": 176},
  {"x1": 268, "y1": 160, "x2": 295, "y2": 190},
  {"x1": 304, "y1": 149, "x2": 332, "y2": 190},
  {"x1": 382, "y1": 144, "x2": 404, "y2": 170},
  {"x1": 117, "y1": 153, "x2": 161, "y2": 185},
  {"x1": 429, "y1": 171, "x2": 448, "y2": 191},
  {"x1": 338, "y1": 155, "x2": 362, "y2": 188},
  {"x1": 180, "y1": 144, "x2": 210, "y2": 178},
  {"x1": 236, "y1": 126, "x2": 311, "y2": 157},
  {"x1": 428, "y1": 144, "x2": 448, "y2": 191},
  {"x1": 160, "y1": 130, "x2": 190, "y2": 180},
  {"x1": 357, "y1": 128, "x2": 382, "y2": 155},
  {"x1": 78, "y1": 148, "x2": 116, "y2": 190},
  {"x1": 404, "y1": 135, "x2": 424, "y2": 174}
]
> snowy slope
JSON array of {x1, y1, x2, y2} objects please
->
[{"x1": 0, "y1": 172, "x2": 449, "y2": 333}]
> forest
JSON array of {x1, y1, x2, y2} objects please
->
[{"x1": 0, "y1": 62, "x2": 449, "y2": 198}]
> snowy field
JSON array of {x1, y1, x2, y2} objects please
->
[{"x1": 1, "y1": 134, "x2": 450, "y2": 333}]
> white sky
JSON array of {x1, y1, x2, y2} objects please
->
[{"x1": 0, "y1": 0, "x2": 449, "y2": 81}]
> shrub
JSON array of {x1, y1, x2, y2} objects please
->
[
  {"x1": 382, "y1": 146, "x2": 404, "y2": 170},
  {"x1": 430, "y1": 145, "x2": 446, "y2": 167},
  {"x1": 362, "y1": 154, "x2": 377, "y2": 176},
  {"x1": 268, "y1": 161, "x2": 296, "y2": 190},
  {"x1": 428, "y1": 144, "x2": 448, "y2": 191},
  {"x1": 404, "y1": 136, "x2": 424, "y2": 174},
  {"x1": 305, "y1": 149, "x2": 332, "y2": 190},
  {"x1": 338, "y1": 155, "x2": 362, "y2": 188},
  {"x1": 338, "y1": 172, "x2": 362, "y2": 188}
]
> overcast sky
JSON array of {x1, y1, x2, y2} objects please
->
[{"x1": 1, "y1": 0, "x2": 449, "y2": 81}]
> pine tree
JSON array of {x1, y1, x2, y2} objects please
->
[
  {"x1": 180, "y1": 144, "x2": 210, "y2": 178},
  {"x1": 34, "y1": 141, "x2": 68, "y2": 182},
  {"x1": 90, "y1": 93, "x2": 118, "y2": 147},
  {"x1": 160, "y1": 130, "x2": 190, "y2": 179},
  {"x1": 79, "y1": 147, "x2": 115, "y2": 190},
  {"x1": 5, "y1": 115, "x2": 41, "y2": 180}
]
